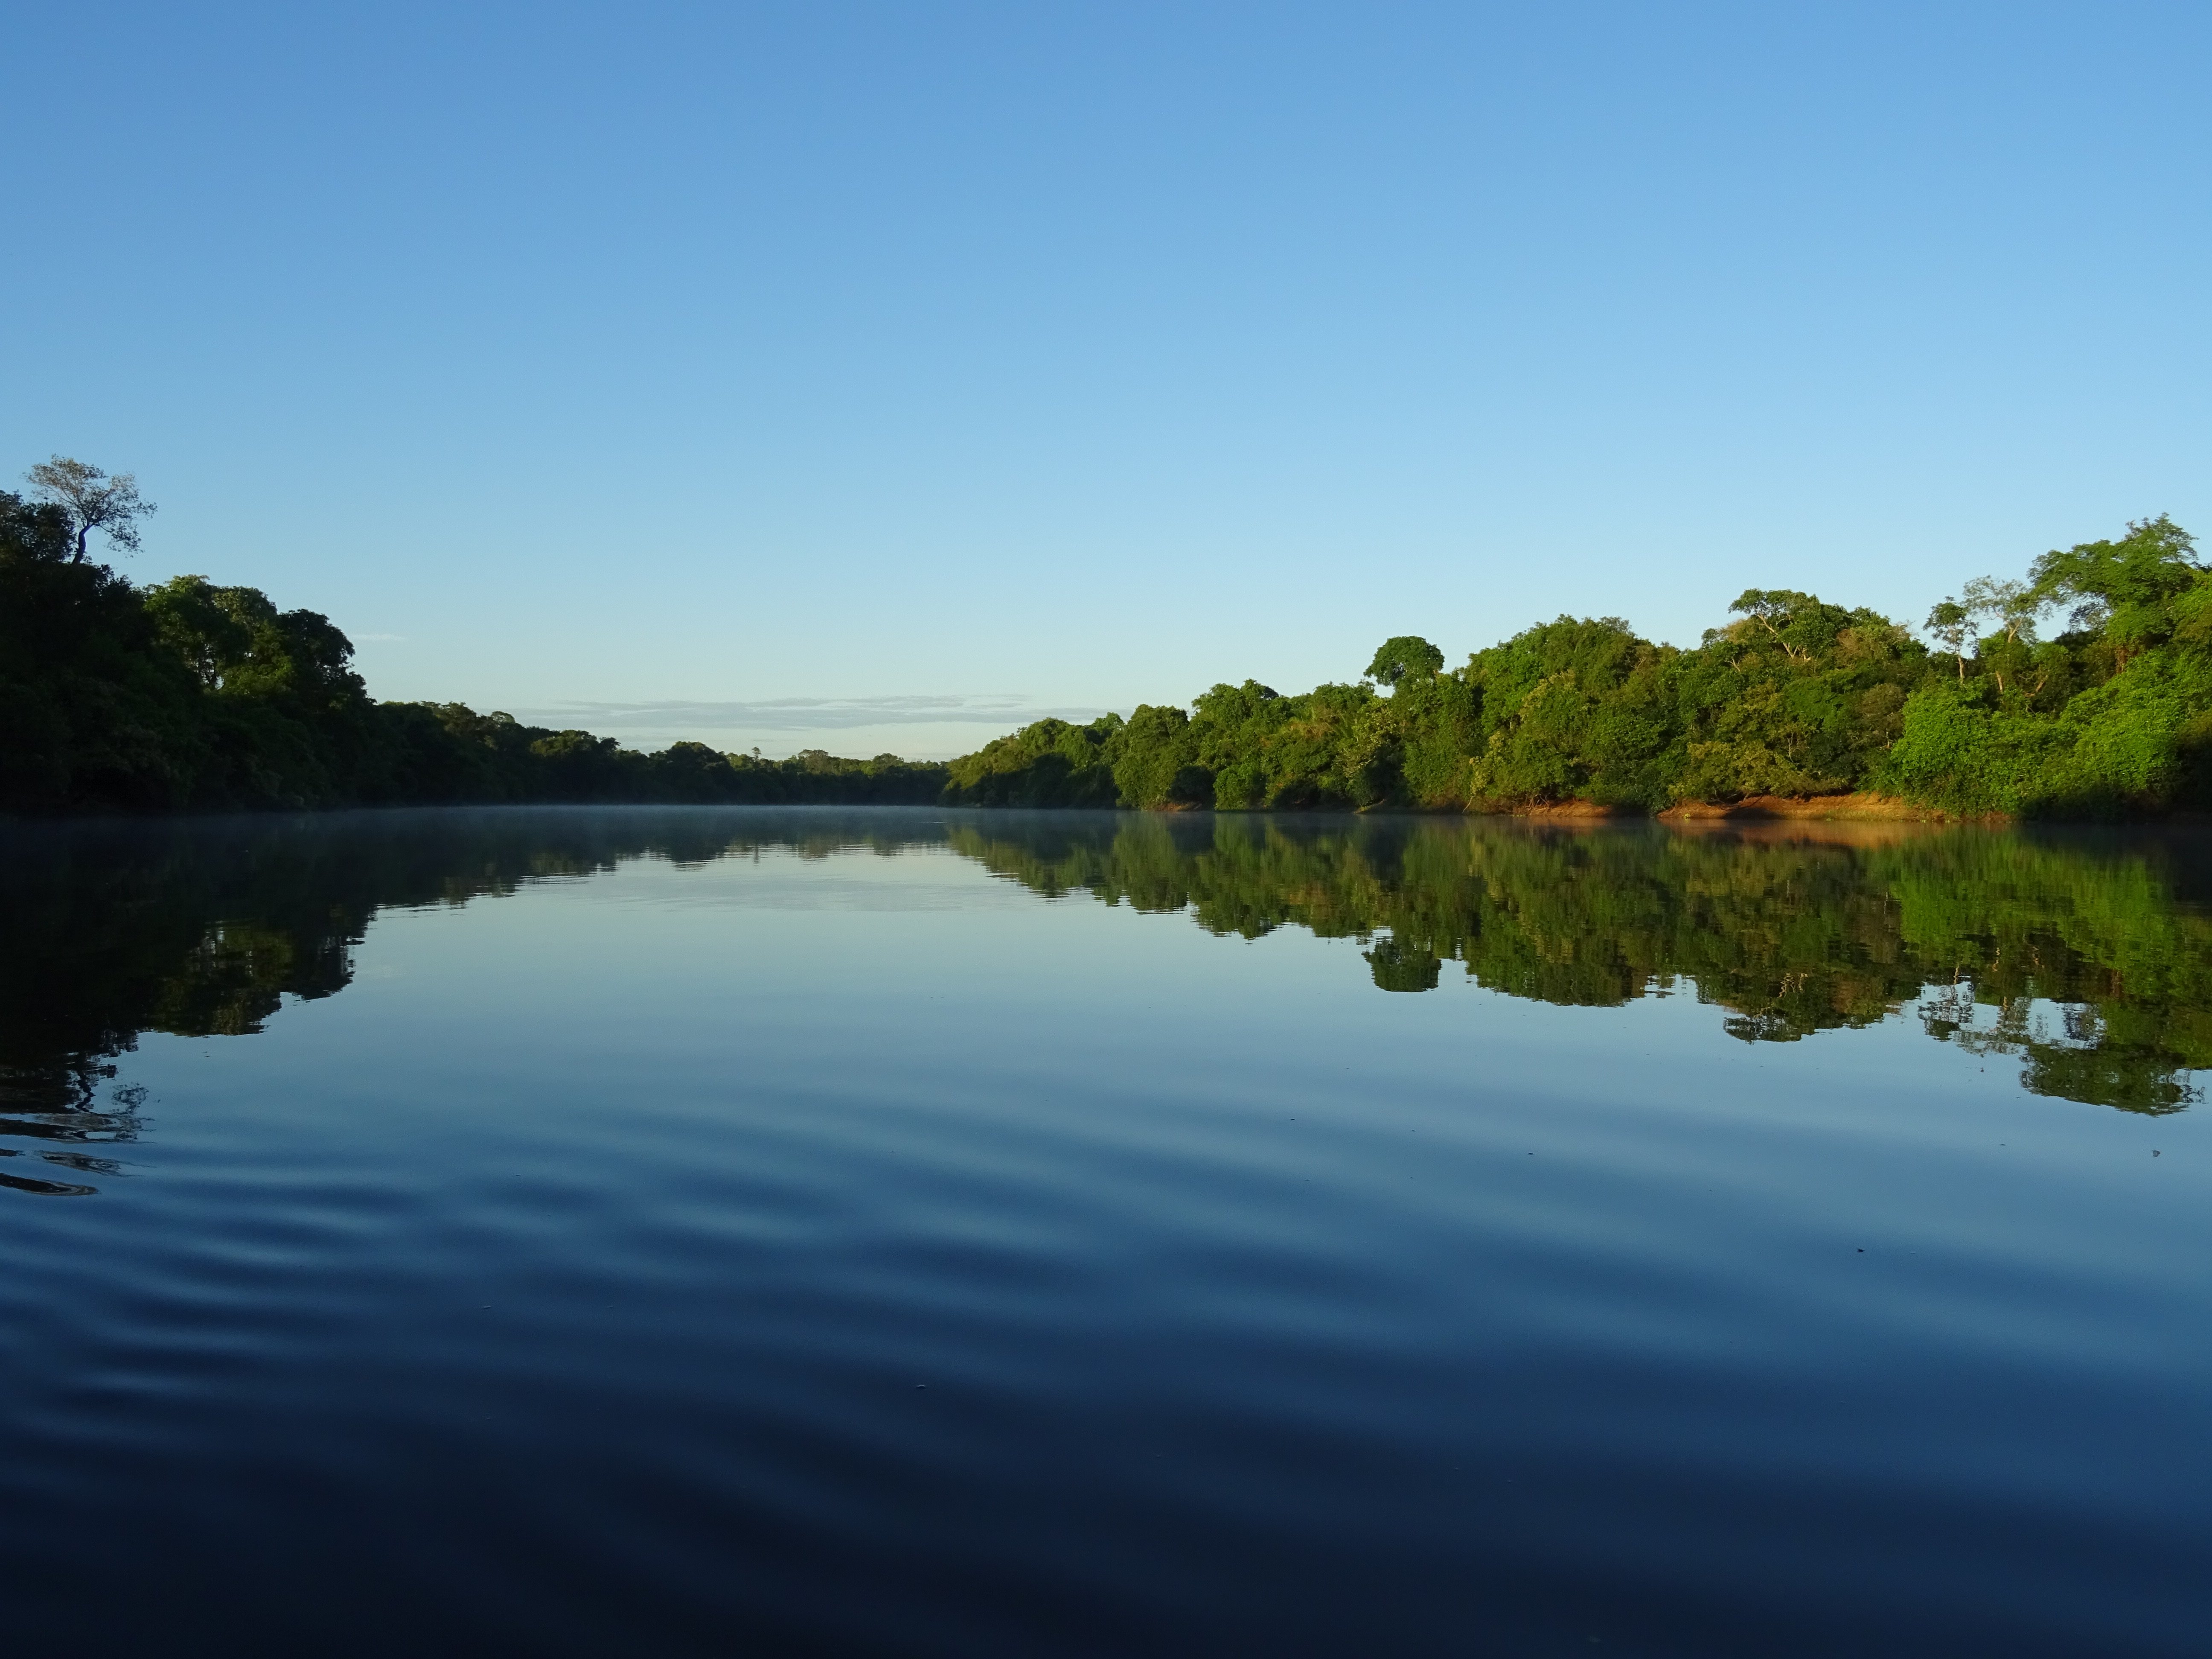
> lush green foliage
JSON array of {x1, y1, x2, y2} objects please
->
[
  {"x1": 947, "y1": 518, "x2": 2212, "y2": 817},
  {"x1": 1885, "y1": 518, "x2": 2212, "y2": 814},
  {"x1": 0, "y1": 492, "x2": 946, "y2": 812},
  {"x1": 11, "y1": 469, "x2": 2206, "y2": 819}
]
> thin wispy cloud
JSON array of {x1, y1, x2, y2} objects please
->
[{"x1": 507, "y1": 695, "x2": 1115, "y2": 733}]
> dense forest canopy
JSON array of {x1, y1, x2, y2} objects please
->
[
  {"x1": 944, "y1": 516, "x2": 2212, "y2": 817},
  {"x1": 5, "y1": 453, "x2": 2207, "y2": 817}
]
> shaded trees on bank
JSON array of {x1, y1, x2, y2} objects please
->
[{"x1": 0, "y1": 486, "x2": 946, "y2": 814}]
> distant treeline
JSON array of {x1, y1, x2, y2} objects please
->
[
  {"x1": 8, "y1": 461, "x2": 2210, "y2": 818},
  {"x1": 946, "y1": 517, "x2": 2212, "y2": 818},
  {"x1": 0, "y1": 485, "x2": 945, "y2": 812}
]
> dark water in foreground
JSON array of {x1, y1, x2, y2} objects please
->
[{"x1": 3, "y1": 808, "x2": 2208, "y2": 1656}]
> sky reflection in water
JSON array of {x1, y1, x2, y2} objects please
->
[{"x1": 0, "y1": 808, "x2": 2206, "y2": 1656}]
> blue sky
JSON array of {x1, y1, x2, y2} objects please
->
[{"x1": 6, "y1": 3, "x2": 2206, "y2": 757}]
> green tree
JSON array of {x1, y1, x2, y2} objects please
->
[
  {"x1": 1365, "y1": 635, "x2": 1445, "y2": 687},
  {"x1": 2031, "y1": 515, "x2": 2204, "y2": 663},
  {"x1": 1925, "y1": 597, "x2": 1973, "y2": 681}
]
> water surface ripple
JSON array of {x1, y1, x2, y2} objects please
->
[{"x1": 0, "y1": 809, "x2": 2206, "y2": 1655}]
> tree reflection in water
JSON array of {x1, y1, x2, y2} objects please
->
[
  {"x1": 4, "y1": 808, "x2": 2207, "y2": 1192},
  {"x1": 951, "y1": 814, "x2": 2212, "y2": 1115}
]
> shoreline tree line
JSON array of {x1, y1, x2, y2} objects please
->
[
  {"x1": 6, "y1": 456, "x2": 2208, "y2": 817},
  {"x1": 945, "y1": 517, "x2": 2212, "y2": 817},
  {"x1": 2, "y1": 462, "x2": 946, "y2": 811}
]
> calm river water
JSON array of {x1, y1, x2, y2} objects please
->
[{"x1": 2, "y1": 808, "x2": 2207, "y2": 1656}]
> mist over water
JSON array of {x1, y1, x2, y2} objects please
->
[{"x1": 3, "y1": 809, "x2": 2207, "y2": 1655}]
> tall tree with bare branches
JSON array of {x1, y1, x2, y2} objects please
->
[{"x1": 25, "y1": 457, "x2": 155, "y2": 563}]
